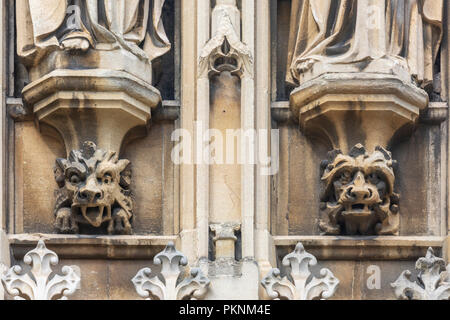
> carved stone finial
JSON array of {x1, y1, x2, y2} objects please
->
[
  {"x1": 1, "y1": 240, "x2": 80, "y2": 300},
  {"x1": 261, "y1": 243, "x2": 339, "y2": 300},
  {"x1": 210, "y1": 222, "x2": 241, "y2": 259},
  {"x1": 53, "y1": 141, "x2": 133, "y2": 235},
  {"x1": 391, "y1": 247, "x2": 450, "y2": 300},
  {"x1": 319, "y1": 144, "x2": 399, "y2": 236},
  {"x1": 198, "y1": 7, "x2": 252, "y2": 78},
  {"x1": 132, "y1": 242, "x2": 210, "y2": 300}
]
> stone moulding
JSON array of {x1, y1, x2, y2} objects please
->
[
  {"x1": 9, "y1": 234, "x2": 178, "y2": 260},
  {"x1": 273, "y1": 236, "x2": 444, "y2": 261},
  {"x1": 262, "y1": 243, "x2": 339, "y2": 300},
  {"x1": 22, "y1": 68, "x2": 161, "y2": 155},
  {"x1": 1, "y1": 240, "x2": 80, "y2": 300},
  {"x1": 319, "y1": 144, "x2": 399, "y2": 236},
  {"x1": 132, "y1": 242, "x2": 210, "y2": 300},
  {"x1": 391, "y1": 247, "x2": 450, "y2": 300}
]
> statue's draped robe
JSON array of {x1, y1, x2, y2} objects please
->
[
  {"x1": 287, "y1": 0, "x2": 443, "y2": 88},
  {"x1": 17, "y1": 0, "x2": 171, "y2": 64}
]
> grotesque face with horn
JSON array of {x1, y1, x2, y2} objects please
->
[{"x1": 319, "y1": 144, "x2": 399, "y2": 236}]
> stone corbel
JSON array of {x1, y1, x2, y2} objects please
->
[
  {"x1": 391, "y1": 247, "x2": 450, "y2": 300},
  {"x1": 261, "y1": 243, "x2": 339, "y2": 300},
  {"x1": 210, "y1": 222, "x2": 241, "y2": 260},
  {"x1": 1, "y1": 240, "x2": 80, "y2": 300},
  {"x1": 132, "y1": 242, "x2": 210, "y2": 300},
  {"x1": 290, "y1": 73, "x2": 429, "y2": 153}
]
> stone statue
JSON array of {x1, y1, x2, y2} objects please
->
[
  {"x1": 287, "y1": 0, "x2": 443, "y2": 90},
  {"x1": 16, "y1": 0, "x2": 171, "y2": 65}
]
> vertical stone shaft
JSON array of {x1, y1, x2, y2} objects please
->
[{"x1": 0, "y1": 0, "x2": 10, "y2": 300}]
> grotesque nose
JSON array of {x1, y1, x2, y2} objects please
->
[
  {"x1": 348, "y1": 171, "x2": 371, "y2": 201},
  {"x1": 78, "y1": 177, "x2": 103, "y2": 202}
]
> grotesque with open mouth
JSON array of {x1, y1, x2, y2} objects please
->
[
  {"x1": 53, "y1": 141, "x2": 133, "y2": 235},
  {"x1": 319, "y1": 144, "x2": 399, "y2": 236}
]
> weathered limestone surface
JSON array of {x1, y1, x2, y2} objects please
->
[{"x1": 1, "y1": 0, "x2": 450, "y2": 301}]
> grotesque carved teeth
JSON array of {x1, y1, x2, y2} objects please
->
[
  {"x1": 80, "y1": 205, "x2": 106, "y2": 227},
  {"x1": 343, "y1": 204, "x2": 372, "y2": 216},
  {"x1": 54, "y1": 142, "x2": 133, "y2": 234},
  {"x1": 319, "y1": 144, "x2": 399, "y2": 236}
]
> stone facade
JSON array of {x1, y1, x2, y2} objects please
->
[{"x1": 0, "y1": 0, "x2": 450, "y2": 300}]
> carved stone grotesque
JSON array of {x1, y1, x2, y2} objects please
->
[
  {"x1": 53, "y1": 141, "x2": 133, "y2": 235},
  {"x1": 319, "y1": 144, "x2": 399, "y2": 236},
  {"x1": 262, "y1": 243, "x2": 339, "y2": 300},
  {"x1": 391, "y1": 247, "x2": 450, "y2": 300},
  {"x1": 132, "y1": 242, "x2": 210, "y2": 300},
  {"x1": 1, "y1": 241, "x2": 80, "y2": 300}
]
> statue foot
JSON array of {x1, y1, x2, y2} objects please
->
[{"x1": 61, "y1": 38, "x2": 90, "y2": 52}]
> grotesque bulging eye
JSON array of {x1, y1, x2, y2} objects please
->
[
  {"x1": 366, "y1": 173, "x2": 380, "y2": 184},
  {"x1": 69, "y1": 174, "x2": 81, "y2": 185},
  {"x1": 65, "y1": 166, "x2": 85, "y2": 185},
  {"x1": 101, "y1": 173, "x2": 113, "y2": 185},
  {"x1": 339, "y1": 170, "x2": 352, "y2": 184}
]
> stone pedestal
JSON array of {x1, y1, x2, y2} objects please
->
[
  {"x1": 210, "y1": 222, "x2": 241, "y2": 259},
  {"x1": 22, "y1": 50, "x2": 161, "y2": 155},
  {"x1": 290, "y1": 73, "x2": 429, "y2": 153}
]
